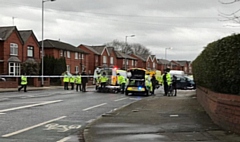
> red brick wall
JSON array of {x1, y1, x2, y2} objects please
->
[
  {"x1": 0, "y1": 78, "x2": 18, "y2": 88},
  {"x1": 79, "y1": 45, "x2": 95, "y2": 74},
  {"x1": 197, "y1": 86, "x2": 240, "y2": 134},
  {"x1": 22, "y1": 34, "x2": 40, "y2": 63},
  {"x1": 2, "y1": 30, "x2": 23, "y2": 75}
]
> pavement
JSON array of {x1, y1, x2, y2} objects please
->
[
  {"x1": 82, "y1": 90, "x2": 240, "y2": 142},
  {"x1": 1, "y1": 86, "x2": 240, "y2": 142}
]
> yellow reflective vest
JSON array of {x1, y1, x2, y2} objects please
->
[
  {"x1": 70, "y1": 76, "x2": 75, "y2": 83},
  {"x1": 118, "y1": 75, "x2": 126, "y2": 84},
  {"x1": 75, "y1": 75, "x2": 82, "y2": 84},
  {"x1": 100, "y1": 75, "x2": 108, "y2": 83},
  {"x1": 63, "y1": 74, "x2": 69, "y2": 82},
  {"x1": 21, "y1": 75, "x2": 27, "y2": 85}
]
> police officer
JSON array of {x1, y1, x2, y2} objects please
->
[
  {"x1": 117, "y1": 73, "x2": 126, "y2": 94},
  {"x1": 81, "y1": 71, "x2": 88, "y2": 92},
  {"x1": 70, "y1": 75, "x2": 75, "y2": 90},
  {"x1": 99, "y1": 72, "x2": 108, "y2": 92},
  {"x1": 63, "y1": 71, "x2": 70, "y2": 90},
  {"x1": 18, "y1": 73, "x2": 27, "y2": 92},
  {"x1": 75, "y1": 72, "x2": 82, "y2": 92},
  {"x1": 151, "y1": 74, "x2": 157, "y2": 95},
  {"x1": 162, "y1": 68, "x2": 172, "y2": 96}
]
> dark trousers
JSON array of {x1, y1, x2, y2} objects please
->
[
  {"x1": 76, "y1": 84, "x2": 82, "y2": 92},
  {"x1": 100, "y1": 82, "x2": 106, "y2": 92},
  {"x1": 121, "y1": 83, "x2": 125, "y2": 94},
  {"x1": 70, "y1": 83, "x2": 74, "y2": 90},
  {"x1": 173, "y1": 84, "x2": 177, "y2": 96},
  {"x1": 18, "y1": 85, "x2": 27, "y2": 92},
  {"x1": 64, "y1": 82, "x2": 69, "y2": 90},
  {"x1": 163, "y1": 82, "x2": 169, "y2": 96},
  {"x1": 152, "y1": 85, "x2": 156, "y2": 95},
  {"x1": 82, "y1": 83, "x2": 86, "y2": 92}
]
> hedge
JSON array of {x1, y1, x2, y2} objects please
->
[{"x1": 192, "y1": 33, "x2": 240, "y2": 95}]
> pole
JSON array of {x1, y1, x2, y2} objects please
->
[
  {"x1": 125, "y1": 36, "x2": 127, "y2": 70},
  {"x1": 41, "y1": 0, "x2": 44, "y2": 87}
]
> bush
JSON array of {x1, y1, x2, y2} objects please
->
[{"x1": 192, "y1": 34, "x2": 240, "y2": 95}]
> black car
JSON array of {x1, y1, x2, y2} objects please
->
[{"x1": 174, "y1": 75, "x2": 196, "y2": 90}]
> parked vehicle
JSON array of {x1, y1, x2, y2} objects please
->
[
  {"x1": 169, "y1": 70, "x2": 185, "y2": 76},
  {"x1": 125, "y1": 68, "x2": 150, "y2": 96},
  {"x1": 174, "y1": 75, "x2": 196, "y2": 90}
]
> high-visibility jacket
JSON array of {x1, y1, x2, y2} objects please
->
[
  {"x1": 75, "y1": 75, "x2": 81, "y2": 84},
  {"x1": 100, "y1": 75, "x2": 108, "y2": 83},
  {"x1": 21, "y1": 75, "x2": 27, "y2": 85},
  {"x1": 63, "y1": 74, "x2": 69, "y2": 82},
  {"x1": 70, "y1": 76, "x2": 75, "y2": 83},
  {"x1": 118, "y1": 75, "x2": 126, "y2": 84},
  {"x1": 96, "y1": 74, "x2": 101, "y2": 84},
  {"x1": 161, "y1": 73, "x2": 172, "y2": 86}
]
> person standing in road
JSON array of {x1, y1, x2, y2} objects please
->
[
  {"x1": 151, "y1": 74, "x2": 157, "y2": 95},
  {"x1": 18, "y1": 73, "x2": 27, "y2": 92},
  {"x1": 117, "y1": 73, "x2": 126, "y2": 94},
  {"x1": 172, "y1": 75, "x2": 177, "y2": 96},
  {"x1": 75, "y1": 72, "x2": 82, "y2": 92},
  {"x1": 162, "y1": 68, "x2": 172, "y2": 96},
  {"x1": 99, "y1": 72, "x2": 108, "y2": 92},
  {"x1": 63, "y1": 71, "x2": 69, "y2": 90},
  {"x1": 70, "y1": 75, "x2": 75, "y2": 90},
  {"x1": 81, "y1": 71, "x2": 88, "y2": 92}
]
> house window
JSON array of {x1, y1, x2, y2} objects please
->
[
  {"x1": 110, "y1": 57, "x2": 113, "y2": 64},
  {"x1": 153, "y1": 62, "x2": 156, "y2": 69},
  {"x1": 60, "y1": 50, "x2": 63, "y2": 57},
  {"x1": 8, "y1": 62, "x2": 20, "y2": 75},
  {"x1": 132, "y1": 60, "x2": 134, "y2": 66},
  {"x1": 135, "y1": 61, "x2": 137, "y2": 66},
  {"x1": 79, "y1": 53, "x2": 81, "y2": 59},
  {"x1": 27, "y1": 46, "x2": 34, "y2": 57},
  {"x1": 10, "y1": 43, "x2": 18, "y2": 55},
  {"x1": 147, "y1": 62, "x2": 150, "y2": 67},
  {"x1": 82, "y1": 54, "x2": 84, "y2": 59},
  {"x1": 75, "y1": 52, "x2": 78, "y2": 59},
  {"x1": 67, "y1": 65, "x2": 70, "y2": 72},
  {"x1": 123, "y1": 59, "x2": 125, "y2": 65},
  {"x1": 126, "y1": 59, "x2": 128, "y2": 65},
  {"x1": 103, "y1": 56, "x2": 107, "y2": 63},
  {"x1": 67, "y1": 51, "x2": 70, "y2": 58},
  {"x1": 75, "y1": 66, "x2": 79, "y2": 73}
]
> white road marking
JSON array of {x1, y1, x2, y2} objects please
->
[
  {"x1": 0, "y1": 113, "x2": 5, "y2": 114},
  {"x1": 2, "y1": 116, "x2": 66, "y2": 138},
  {"x1": 0, "y1": 100, "x2": 63, "y2": 113},
  {"x1": 56, "y1": 136, "x2": 71, "y2": 142},
  {"x1": 82, "y1": 103, "x2": 107, "y2": 111},
  {"x1": 114, "y1": 98, "x2": 127, "y2": 102}
]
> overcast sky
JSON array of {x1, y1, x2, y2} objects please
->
[{"x1": 1, "y1": 0, "x2": 240, "y2": 61}]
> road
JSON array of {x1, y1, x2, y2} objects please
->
[{"x1": 0, "y1": 88, "x2": 142, "y2": 142}]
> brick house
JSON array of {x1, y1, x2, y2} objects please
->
[
  {"x1": 157, "y1": 59, "x2": 171, "y2": 73},
  {"x1": 78, "y1": 45, "x2": 110, "y2": 75},
  {"x1": 131, "y1": 54, "x2": 158, "y2": 70},
  {"x1": 0, "y1": 26, "x2": 41, "y2": 88},
  {"x1": 40, "y1": 39, "x2": 88, "y2": 75},
  {"x1": 114, "y1": 51, "x2": 137, "y2": 70},
  {"x1": 170, "y1": 60, "x2": 191, "y2": 74}
]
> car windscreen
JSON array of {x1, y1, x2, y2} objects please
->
[{"x1": 128, "y1": 69, "x2": 145, "y2": 79}]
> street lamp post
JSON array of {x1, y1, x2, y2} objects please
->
[
  {"x1": 124, "y1": 35, "x2": 135, "y2": 70},
  {"x1": 165, "y1": 47, "x2": 172, "y2": 68},
  {"x1": 41, "y1": 0, "x2": 55, "y2": 86}
]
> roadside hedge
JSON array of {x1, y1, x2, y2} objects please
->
[{"x1": 192, "y1": 34, "x2": 240, "y2": 95}]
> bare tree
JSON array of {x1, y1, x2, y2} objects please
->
[
  {"x1": 105, "y1": 40, "x2": 151, "y2": 55},
  {"x1": 219, "y1": 0, "x2": 240, "y2": 23}
]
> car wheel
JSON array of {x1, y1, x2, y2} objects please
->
[{"x1": 125, "y1": 91, "x2": 129, "y2": 96}]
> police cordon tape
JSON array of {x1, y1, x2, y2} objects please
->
[{"x1": 0, "y1": 75, "x2": 94, "y2": 78}]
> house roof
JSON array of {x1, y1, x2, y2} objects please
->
[
  {"x1": 133, "y1": 54, "x2": 147, "y2": 61},
  {"x1": 115, "y1": 51, "x2": 136, "y2": 60},
  {"x1": 40, "y1": 39, "x2": 88, "y2": 54},
  {"x1": 0, "y1": 26, "x2": 24, "y2": 44},
  {"x1": 19, "y1": 30, "x2": 32, "y2": 43},
  {"x1": 157, "y1": 59, "x2": 170, "y2": 64},
  {"x1": 175, "y1": 60, "x2": 189, "y2": 66},
  {"x1": 150, "y1": 55, "x2": 156, "y2": 61},
  {"x1": 80, "y1": 44, "x2": 109, "y2": 55},
  {"x1": 19, "y1": 30, "x2": 40, "y2": 47}
]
